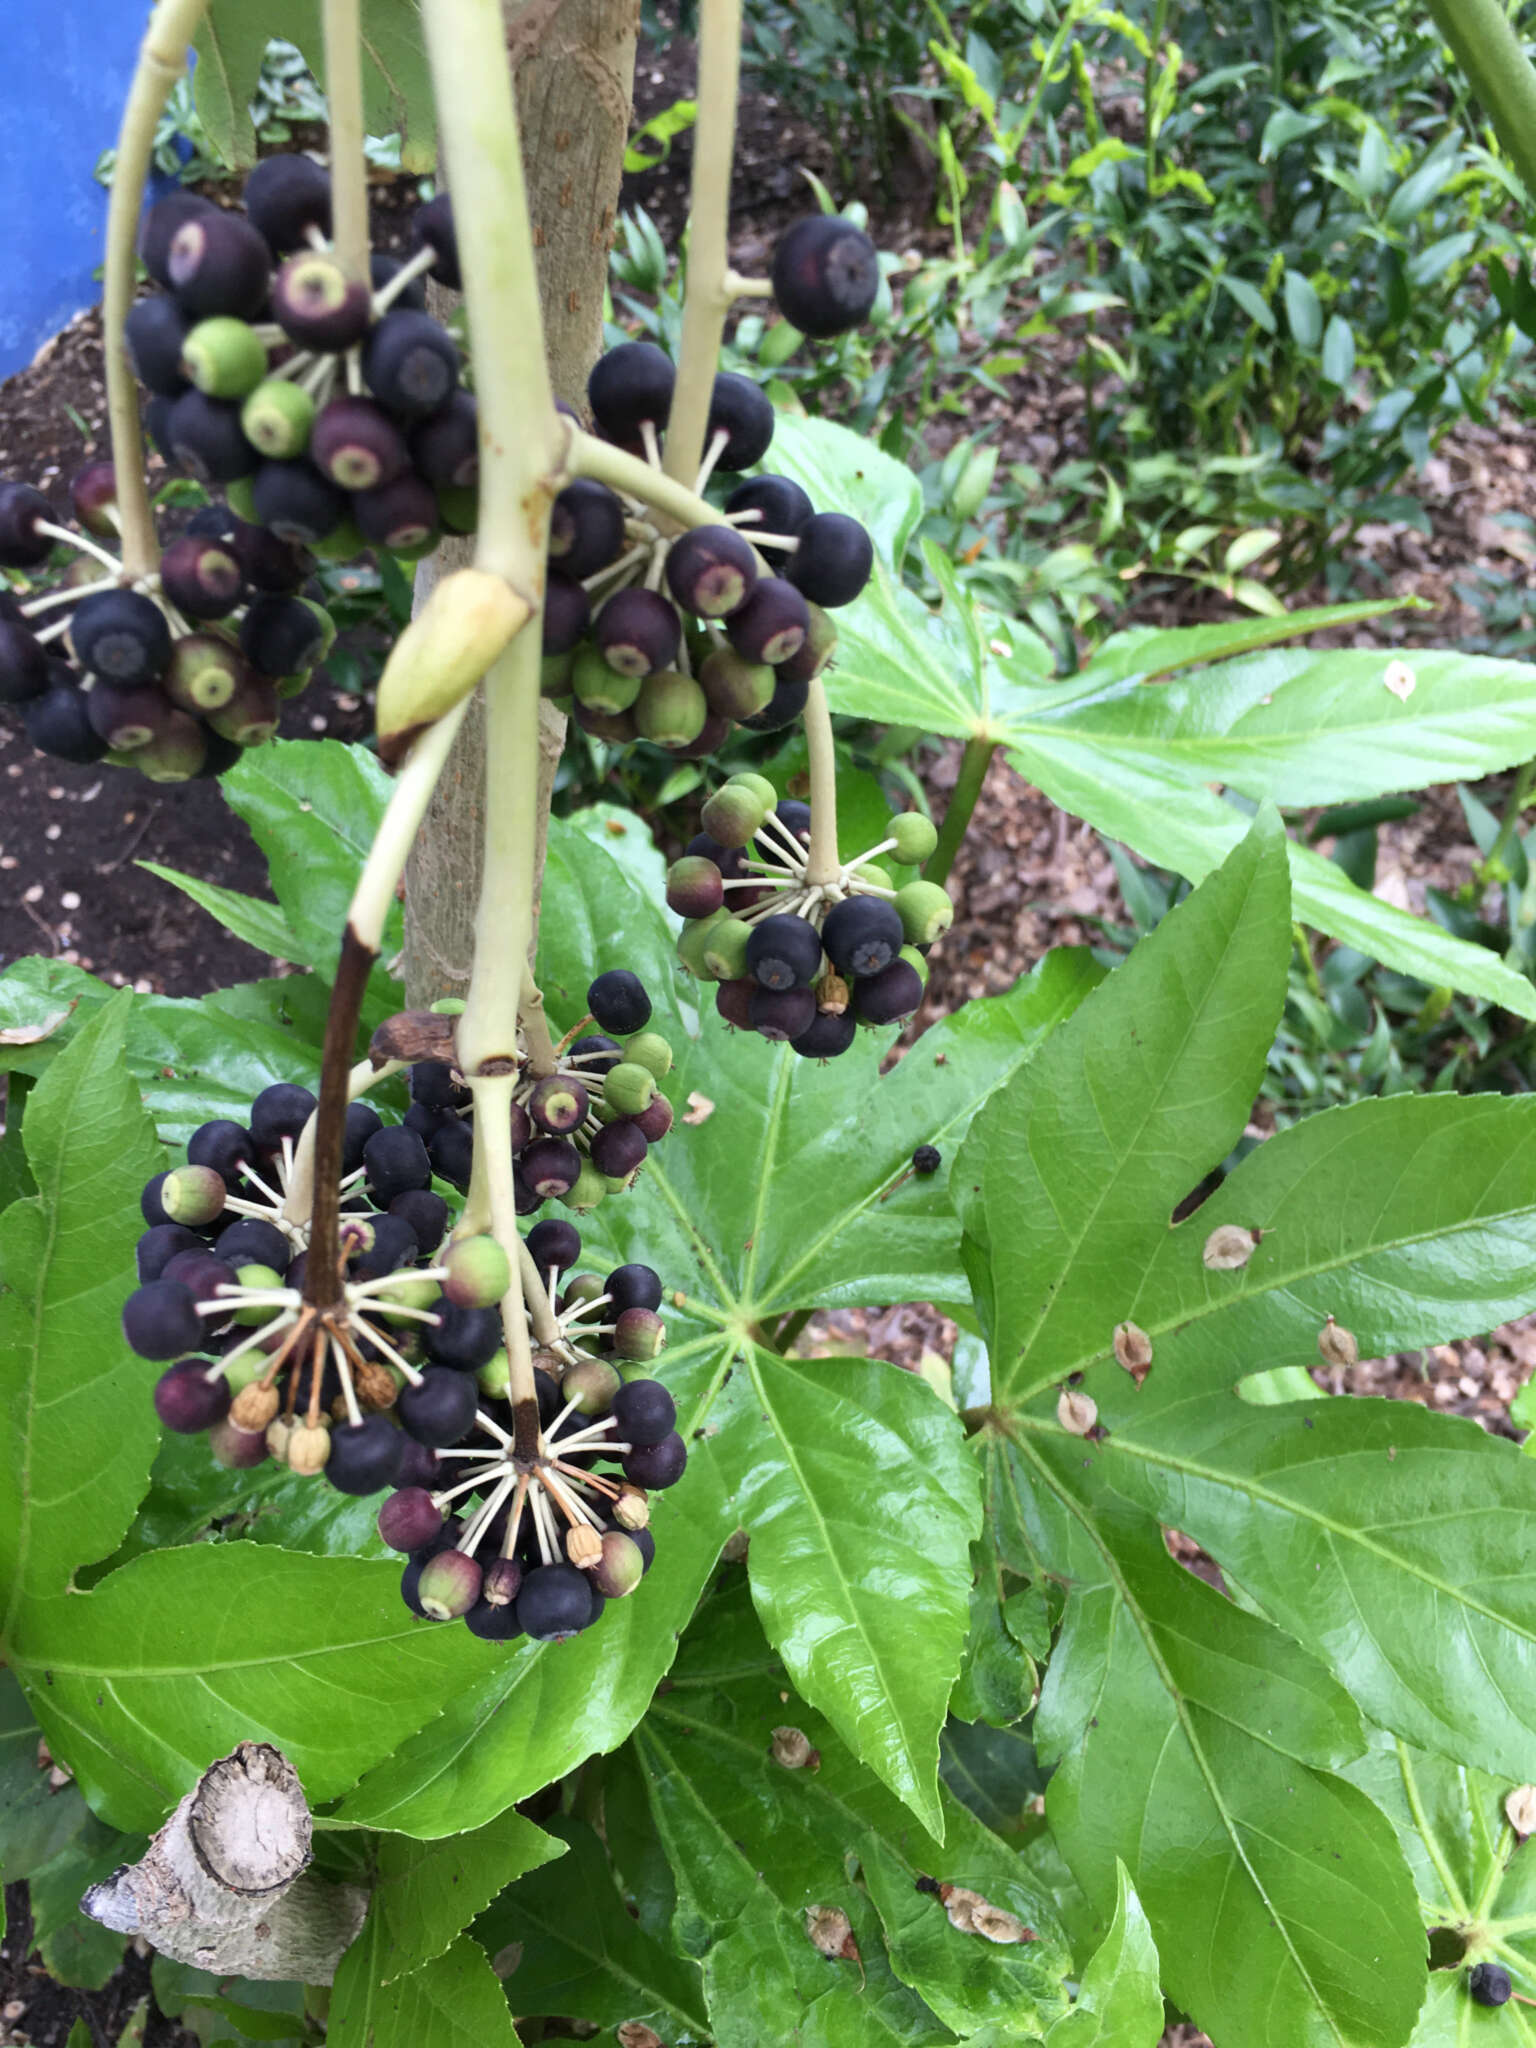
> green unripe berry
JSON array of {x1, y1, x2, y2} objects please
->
[
  {"x1": 562, "y1": 1272, "x2": 606, "y2": 1309},
  {"x1": 634, "y1": 669, "x2": 708, "y2": 748},
  {"x1": 731, "y1": 771, "x2": 778, "y2": 808},
  {"x1": 624, "y1": 1030, "x2": 674, "y2": 1080},
  {"x1": 541, "y1": 650, "x2": 574, "y2": 700},
  {"x1": 593, "y1": 1529, "x2": 644, "y2": 1598},
  {"x1": 895, "y1": 879, "x2": 953, "y2": 946},
  {"x1": 700, "y1": 782, "x2": 769, "y2": 847},
  {"x1": 310, "y1": 515, "x2": 367, "y2": 562},
  {"x1": 442, "y1": 1233, "x2": 510, "y2": 1308},
  {"x1": 223, "y1": 1349, "x2": 263, "y2": 1396},
  {"x1": 183, "y1": 317, "x2": 269, "y2": 399},
  {"x1": 899, "y1": 943, "x2": 930, "y2": 986},
  {"x1": 275, "y1": 670, "x2": 311, "y2": 700},
  {"x1": 241, "y1": 377, "x2": 316, "y2": 458},
  {"x1": 225, "y1": 475, "x2": 259, "y2": 523},
  {"x1": 430, "y1": 997, "x2": 467, "y2": 1015},
  {"x1": 562, "y1": 1356, "x2": 622, "y2": 1415},
  {"x1": 698, "y1": 647, "x2": 774, "y2": 721},
  {"x1": 437, "y1": 485, "x2": 479, "y2": 534},
  {"x1": 477, "y1": 1350, "x2": 512, "y2": 1399},
  {"x1": 701, "y1": 916, "x2": 753, "y2": 982},
  {"x1": 613, "y1": 1306, "x2": 667, "y2": 1361},
  {"x1": 160, "y1": 1163, "x2": 226, "y2": 1227},
  {"x1": 603, "y1": 1061, "x2": 656, "y2": 1116},
  {"x1": 232, "y1": 1263, "x2": 284, "y2": 1325},
  {"x1": 417, "y1": 1548, "x2": 482, "y2": 1620},
  {"x1": 677, "y1": 907, "x2": 730, "y2": 979},
  {"x1": 891, "y1": 811, "x2": 939, "y2": 865},
  {"x1": 560, "y1": 1162, "x2": 608, "y2": 1214}
]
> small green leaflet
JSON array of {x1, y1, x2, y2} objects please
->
[
  {"x1": 1043, "y1": 1862, "x2": 1161, "y2": 2048},
  {"x1": 329, "y1": 1926, "x2": 515, "y2": 2048}
]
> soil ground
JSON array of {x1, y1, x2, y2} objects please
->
[{"x1": 2, "y1": 44, "x2": 1533, "y2": 2048}]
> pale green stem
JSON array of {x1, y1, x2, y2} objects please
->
[
  {"x1": 104, "y1": 0, "x2": 211, "y2": 576},
  {"x1": 322, "y1": 0, "x2": 370, "y2": 284},
  {"x1": 518, "y1": 1239, "x2": 562, "y2": 1348},
  {"x1": 570, "y1": 429, "x2": 743, "y2": 538},
  {"x1": 350, "y1": 695, "x2": 473, "y2": 951},
  {"x1": 662, "y1": 0, "x2": 743, "y2": 489},
  {"x1": 420, "y1": 0, "x2": 564, "y2": 591},
  {"x1": 802, "y1": 679, "x2": 841, "y2": 885},
  {"x1": 1426, "y1": 0, "x2": 1536, "y2": 201}
]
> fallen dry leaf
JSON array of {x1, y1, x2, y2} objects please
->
[{"x1": 0, "y1": 1003, "x2": 76, "y2": 1046}]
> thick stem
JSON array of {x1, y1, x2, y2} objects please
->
[
  {"x1": 662, "y1": 0, "x2": 743, "y2": 489},
  {"x1": 322, "y1": 0, "x2": 370, "y2": 284},
  {"x1": 928, "y1": 735, "x2": 996, "y2": 887},
  {"x1": 475, "y1": 1073, "x2": 541, "y2": 1461},
  {"x1": 802, "y1": 679, "x2": 841, "y2": 885},
  {"x1": 104, "y1": 0, "x2": 210, "y2": 577},
  {"x1": 571, "y1": 430, "x2": 739, "y2": 538},
  {"x1": 457, "y1": 637, "x2": 543, "y2": 1075},
  {"x1": 1426, "y1": 0, "x2": 1536, "y2": 200},
  {"x1": 421, "y1": 0, "x2": 564, "y2": 590}
]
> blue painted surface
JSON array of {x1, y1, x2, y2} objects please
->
[{"x1": 0, "y1": 2, "x2": 177, "y2": 380}]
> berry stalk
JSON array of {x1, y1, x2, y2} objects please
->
[
  {"x1": 661, "y1": 0, "x2": 744, "y2": 490},
  {"x1": 321, "y1": 0, "x2": 370, "y2": 286},
  {"x1": 103, "y1": 0, "x2": 211, "y2": 578},
  {"x1": 801, "y1": 678, "x2": 841, "y2": 886}
]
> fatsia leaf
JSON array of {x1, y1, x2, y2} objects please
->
[
  {"x1": 1003, "y1": 728, "x2": 1536, "y2": 1016},
  {"x1": 1036, "y1": 1395, "x2": 1536, "y2": 1785},
  {"x1": 192, "y1": 0, "x2": 436, "y2": 173},
  {"x1": 628, "y1": 1579, "x2": 1069, "y2": 2032},
  {"x1": 1340, "y1": 1731, "x2": 1536, "y2": 2032},
  {"x1": 1028, "y1": 1503, "x2": 1425, "y2": 2048},
  {"x1": 0, "y1": 993, "x2": 164, "y2": 1642},
  {"x1": 955, "y1": 810, "x2": 1291, "y2": 1408},
  {"x1": 0, "y1": 1671, "x2": 117, "y2": 1882},
  {"x1": 709, "y1": 1345, "x2": 980, "y2": 1838},
  {"x1": 137, "y1": 863, "x2": 297, "y2": 968},
  {"x1": 373, "y1": 1812, "x2": 565, "y2": 1981},
  {"x1": 329, "y1": 1928, "x2": 514, "y2": 2048},
  {"x1": 8, "y1": 1547, "x2": 492, "y2": 1832},
  {"x1": 476, "y1": 1818, "x2": 709, "y2": 2038},
  {"x1": 1043, "y1": 1861, "x2": 1162, "y2": 2048},
  {"x1": 701, "y1": 1891, "x2": 956, "y2": 2047}
]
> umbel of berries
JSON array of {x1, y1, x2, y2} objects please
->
[
  {"x1": 129, "y1": 170, "x2": 475, "y2": 561},
  {"x1": 672, "y1": 780, "x2": 951, "y2": 1052},
  {"x1": 541, "y1": 213, "x2": 880, "y2": 763},
  {"x1": 396, "y1": 968, "x2": 677, "y2": 1212}
]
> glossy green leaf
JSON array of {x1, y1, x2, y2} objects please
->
[
  {"x1": 0, "y1": 994, "x2": 164, "y2": 1644},
  {"x1": 29, "y1": 1813, "x2": 135, "y2": 1988},
  {"x1": 138, "y1": 863, "x2": 297, "y2": 967},
  {"x1": 330, "y1": 1927, "x2": 514, "y2": 2048},
  {"x1": 218, "y1": 740, "x2": 401, "y2": 978},
  {"x1": 193, "y1": 0, "x2": 436, "y2": 172},
  {"x1": 8, "y1": 1546, "x2": 492, "y2": 1832},
  {"x1": 1030, "y1": 1507, "x2": 1424, "y2": 2048},
  {"x1": 1043, "y1": 1861, "x2": 1162, "y2": 2048},
  {"x1": 0, "y1": 1671, "x2": 116, "y2": 1882},
  {"x1": 701, "y1": 1891, "x2": 956, "y2": 2047},
  {"x1": 1340, "y1": 1731, "x2": 1536, "y2": 2037},
  {"x1": 332, "y1": 1406, "x2": 732, "y2": 1836},
  {"x1": 0, "y1": 957, "x2": 328, "y2": 1144},
  {"x1": 629, "y1": 1581, "x2": 1069, "y2": 2029},
  {"x1": 477, "y1": 1818, "x2": 709, "y2": 2037},
  {"x1": 708, "y1": 1346, "x2": 980, "y2": 1837},
  {"x1": 949, "y1": 1527, "x2": 1037, "y2": 1729},
  {"x1": 955, "y1": 811, "x2": 1291, "y2": 1407},
  {"x1": 374, "y1": 1811, "x2": 565, "y2": 1980},
  {"x1": 938, "y1": 1719, "x2": 1046, "y2": 1841}
]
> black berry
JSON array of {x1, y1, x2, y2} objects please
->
[
  {"x1": 772, "y1": 215, "x2": 880, "y2": 338},
  {"x1": 746, "y1": 914, "x2": 824, "y2": 991},
  {"x1": 587, "y1": 969, "x2": 651, "y2": 1036}
]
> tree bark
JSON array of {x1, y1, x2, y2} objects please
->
[
  {"x1": 79, "y1": 1743, "x2": 366, "y2": 1983},
  {"x1": 402, "y1": 0, "x2": 639, "y2": 1003}
]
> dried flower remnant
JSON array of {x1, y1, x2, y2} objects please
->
[
  {"x1": 1203, "y1": 1224, "x2": 1258, "y2": 1271},
  {"x1": 1058, "y1": 1390, "x2": 1098, "y2": 1436},
  {"x1": 1113, "y1": 1321, "x2": 1153, "y2": 1386}
]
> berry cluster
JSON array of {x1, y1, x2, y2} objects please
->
[
  {"x1": 670, "y1": 781, "x2": 949, "y2": 1053},
  {"x1": 130, "y1": 165, "x2": 471, "y2": 556},
  {"x1": 0, "y1": 477, "x2": 330, "y2": 775},
  {"x1": 124, "y1": 1075, "x2": 684, "y2": 1646},
  {"x1": 401, "y1": 971, "x2": 673, "y2": 1212},
  {"x1": 542, "y1": 216, "x2": 881, "y2": 756}
]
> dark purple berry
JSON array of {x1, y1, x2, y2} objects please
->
[
  {"x1": 548, "y1": 478, "x2": 624, "y2": 577},
  {"x1": 588, "y1": 341, "x2": 674, "y2": 445},
  {"x1": 397, "y1": 1366, "x2": 479, "y2": 1448},
  {"x1": 786, "y1": 512, "x2": 873, "y2": 608},
  {"x1": 123, "y1": 1280, "x2": 203, "y2": 1360},
  {"x1": 852, "y1": 957, "x2": 924, "y2": 1026},
  {"x1": 790, "y1": 1009, "x2": 857, "y2": 1059},
  {"x1": 587, "y1": 970, "x2": 651, "y2": 1035},
  {"x1": 746, "y1": 914, "x2": 823, "y2": 991},
  {"x1": 515, "y1": 1561, "x2": 595, "y2": 1641},
  {"x1": 362, "y1": 309, "x2": 460, "y2": 420},
  {"x1": 621, "y1": 1431, "x2": 687, "y2": 1489},
  {"x1": 153, "y1": 1360, "x2": 231, "y2": 1434},
  {"x1": 666, "y1": 524, "x2": 758, "y2": 619},
  {"x1": 612, "y1": 1378, "x2": 676, "y2": 1448},
  {"x1": 244, "y1": 153, "x2": 332, "y2": 253},
  {"x1": 771, "y1": 215, "x2": 880, "y2": 338},
  {"x1": 325, "y1": 1414, "x2": 405, "y2": 1495},
  {"x1": 705, "y1": 371, "x2": 775, "y2": 471}
]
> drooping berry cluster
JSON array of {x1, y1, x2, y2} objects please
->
[
  {"x1": 0, "y1": 475, "x2": 331, "y2": 774},
  {"x1": 541, "y1": 216, "x2": 881, "y2": 756},
  {"x1": 384, "y1": 1222, "x2": 684, "y2": 1645},
  {"x1": 130, "y1": 167, "x2": 471, "y2": 556},
  {"x1": 670, "y1": 781, "x2": 949, "y2": 1053},
  {"x1": 399, "y1": 971, "x2": 674, "y2": 1212}
]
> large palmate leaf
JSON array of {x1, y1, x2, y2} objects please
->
[
  {"x1": 624, "y1": 1582, "x2": 1069, "y2": 2043},
  {"x1": 0, "y1": 996, "x2": 164, "y2": 1651},
  {"x1": 957, "y1": 815, "x2": 1536, "y2": 2043},
  {"x1": 768, "y1": 410, "x2": 1536, "y2": 1016},
  {"x1": 476, "y1": 1819, "x2": 710, "y2": 2041},
  {"x1": 329, "y1": 1927, "x2": 514, "y2": 2048},
  {"x1": 7, "y1": 1547, "x2": 493, "y2": 1832},
  {"x1": 1341, "y1": 1732, "x2": 1536, "y2": 2039},
  {"x1": 1028, "y1": 1505, "x2": 1423, "y2": 2048},
  {"x1": 192, "y1": 0, "x2": 436, "y2": 172}
]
